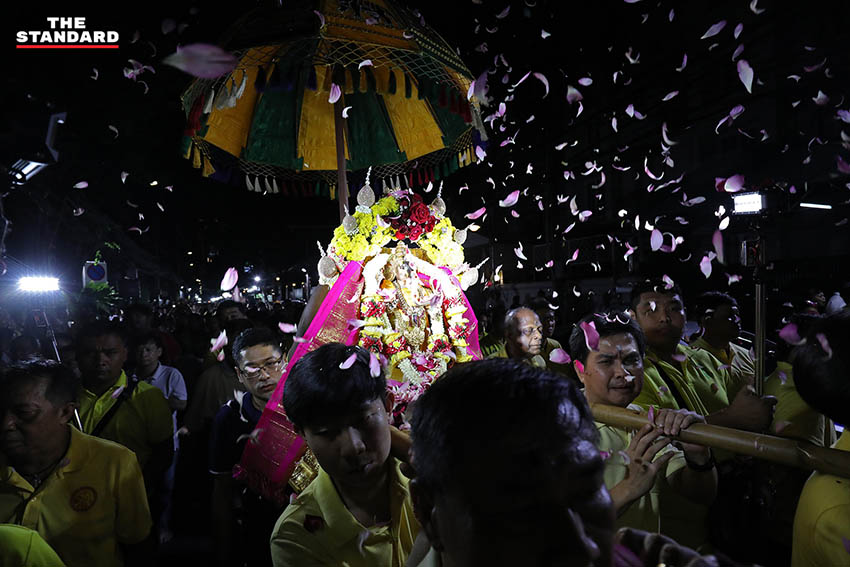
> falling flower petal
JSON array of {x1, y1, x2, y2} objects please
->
[
  {"x1": 369, "y1": 352, "x2": 381, "y2": 377},
  {"x1": 210, "y1": 330, "x2": 228, "y2": 352},
  {"x1": 700, "y1": 255, "x2": 713, "y2": 278},
  {"x1": 662, "y1": 90, "x2": 679, "y2": 101},
  {"x1": 532, "y1": 72, "x2": 550, "y2": 98},
  {"x1": 91, "y1": 68, "x2": 99, "y2": 80},
  {"x1": 650, "y1": 229, "x2": 663, "y2": 251},
  {"x1": 499, "y1": 190, "x2": 520, "y2": 207},
  {"x1": 465, "y1": 206, "x2": 486, "y2": 220},
  {"x1": 778, "y1": 323, "x2": 803, "y2": 345},
  {"x1": 813, "y1": 90, "x2": 830, "y2": 106},
  {"x1": 358, "y1": 59, "x2": 373, "y2": 70},
  {"x1": 278, "y1": 322, "x2": 297, "y2": 334},
  {"x1": 701, "y1": 20, "x2": 727, "y2": 39},
  {"x1": 73, "y1": 181, "x2": 88, "y2": 189},
  {"x1": 837, "y1": 155, "x2": 850, "y2": 174},
  {"x1": 121, "y1": 172, "x2": 129, "y2": 183},
  {"x1": 339, "y1": 352, "x2": 357, "y2": 370},
  {"x1": 72, "y1": 208, "x2": 85, "y2": 216},
  {"x1": 723, "y1": 174, "x2": 746, "y2": 192},
  {"x1": 662, "y1": 275, "x2": 675, "y2": 289},
  {"x1": 737, "y1": 59, "x2": 754, "y2": 93},
  {"x1": 162, "y1": 43, "x2": 238, "y2": 79},
  {"x1": 580, "y1": 321, "x2": 600, "y2": 351},
  {"x1": 220, "y1": 267, "x2": 239, "y2": 291},
  {"x1": 732, "y1": 44, "x2": 745, "y2": 61},
  {"x1": 328, "y1": 83, "x2": 342, "y2": 104},
  {"x1": 712, "y1": 230, "x2": 725, "y2": 264},
  {"x1": 749, "y1": 0, "x2": 766, "y2": 14},
  {"x1": 815, "y1": 333, "x2": 833, "y2": 358},
  {"x1": 566, "y1": 85, "x2": 583, "y2": 104},
  {"x1": 342, "y1": 106, "x2": 352, "y2": 118}
]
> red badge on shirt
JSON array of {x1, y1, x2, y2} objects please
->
[{"x1": 70, "y1": 487, "x2": 97, "y2": 512}]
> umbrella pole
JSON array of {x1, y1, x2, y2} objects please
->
[{"x1": 334, "y1": 100, "x2": 349, "y2": 223}]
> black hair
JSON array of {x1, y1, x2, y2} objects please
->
[
  {"x1": 568, "y1": 312, "x2": 646, "y2": 364},
  {"x1": 791, "y1": 311, "x2": 850, "y2": 424},
  {"x1": 125, "y1": 303, "x2": 154, "y2": 318},
  {"x1": 283, "y1": 343, "x2": 386, "y2": 431},
  {"x1": 1, "y1": 358, "x2": 80, "y2": 406},
  {"x1": 231, "y1": 327, "x2": 281, "y2": 368},
  {"x1": 693, "y1": 291, "x2": 738, "y2": 322},
  {"x1": 410, "y1": 359, "x2": 597, "y2": 509},
  {"x1": 217, "y1": 300, "x2": 246, "y2": 318},
  {"x1": 74, "y1": 321, "x2": 127, "y2": 348},
  {"x1": 629, "y1": 278, "x2": 684, "y2": 311},
  {"x1": 133, "y1": 331, "x2": 163, "y2": 350}
]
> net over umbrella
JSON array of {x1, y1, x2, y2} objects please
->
[{"x1": 180, "y1": 0, "x2": 487, "y2": 208}]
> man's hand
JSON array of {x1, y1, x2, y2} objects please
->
[
  {"x1": 609, "y1": 424, "x2": 675, "y2": 515},
  {"x1": 653, "y1": 408, "x2": 710, "y2": 463},
  {"x1": 712, "y1": 386, "x2": 778, "y2": 432}
]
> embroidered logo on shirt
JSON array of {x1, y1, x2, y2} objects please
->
[{"x1": 69, "y1": 486, "x2": 97, "y2": 511}]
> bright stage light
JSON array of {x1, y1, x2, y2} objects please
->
[
  {"x1": 19, "y1": 276, "x2": 59, "y2": 292},
  {"x1": 254, "y1": 276, "x2": 261, "y2": 282},
  {"x1": 800, "y1": 202, "x2": 832, "y2": 210},
  {"x1": 732, "y1": 192, "x2": 765, "y2": 215}
]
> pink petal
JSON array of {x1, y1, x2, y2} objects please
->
[
  {"x1": 216, "y1": 350, "x2": 226, "y2": 362},
  {"x1": 574, "y1": 360, "x2": 585, "y2": 373},
  {"x1": 121, "y1": 172, "x2": 129, "y2": 183},
  {"x1": 724, "y1": 174, "x2": 746, "y2": 192},
  {"x1": 749, "y1": 0, "x2": 766, "y2": 14},
  {"x1": 278, "y1": 322, "x2": 297, "y2": 334},
  {"x1": 700, "y1": 255, "x2": 713, "y2": 278},
  {"x1": 358, "y1": 59, "x2": 373, "y2": 70},
  {"x1": 465, "y1": 206, "x2": 486, "y2": 220},
  {"x1": 162, "y1": 43, "x2": 238, "y2": 79},
  {"x1": 220, "y1": 267, "x2": 239, "y2": 291},
  {"x1": 737, "y1": 59, "x2": 754, "y2": 93},
  {"x1": 328, "y1": 83, "x2": 342, "y2": 104},
  {"x1": 73, "y1": 181, "x2": 88, "y2": 189},
  {"x1": 734, "y1": 23, "x2": 744, "y2": 39},
  {"x1": 475, "y1": 146, "x2": 487, "y2": 161},
  {"x1": 499, "y1": 190, "x2": 520, "y2": 208},
  {"x1": 566, "y1": 85, "x2": 583, "y2": 104},
  {"x1": 511, "y1": 210, "x2": 520, "y2": 218},
  {"x1": 495, "y1": 5, "x2": 510, "y2": 18},
  {"x1": 111, "y1": 386, "x2": 125, "y2": 399},
  {"x1": 778, "y1": 323, "x2": 803, "y2": 344},
  {"x1": 532, "y1": 72, "x2": 550, "y2": 98},
  {"x1": 712, "y1": 230, "x2": 725, "y2": 264},
  {"x1": 339, "y1": 352, "x2": 357, "y2": 370},
  {"x1": 838, "y1": 155, "x2": 850, "y2": 174},
  {"x1": 815, "y1": 333, "x2": 833, "y2": 358},
  {"x1": 836, "y1": 109, "x2": 850, "y2": 123},
  {"x1": 580, "y1": 321, "x2": 600, "y2": 351},
  {"x1": 701, "y1": 20, "x2": 727, "y2": 40},
  {"x1": 813, "y1": 90, "x2": 829, "y2": 106},
  {"x1": 369, "y1": 352, "x2": 381, "y2": 378},
  {"x1": 662, "y1": 90, "x2": 679, "y2": 101},
  {"x1": 732, "y1": 44, "x2": 745, "y2": 61},
  {"x1": 650, "y1": 229, "x2": 663, "y2": 251},
  {"x1": 210, "y1": 330, "x2": 228, "y2": 352},
  {"x1": 676, "y1": 53, "x2": 688, "y2": 72},
  {"x1": 342, "y1": 106, "x2": 352, "y2": 118}
]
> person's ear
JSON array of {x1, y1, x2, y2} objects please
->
[
  {"x1": 410, "y1": 479, "x2": 444, "y2": 552},
  {"x1": 384, "y1": 391, "x2": 395, "y2": 414},
  {"x1": 58, "y1": 401, "x2": 78, "y2": 425},
  {"x1": 574, "y1": 360, "x2": 588, "y2": 384}
]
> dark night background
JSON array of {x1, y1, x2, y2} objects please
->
[{"x1": 1, "y1": 0, "x2": 849, "y2": 328}]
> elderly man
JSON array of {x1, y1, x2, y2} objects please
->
[
  {"x1": 0, "y1": 359, "x2": 152, "y2": 567},
  {"x1": 570, "y1": 312, "x2": 716, "y2": 548},
  {"x1": 486, "y1": 307, "x2": 546, "y2": 368}
]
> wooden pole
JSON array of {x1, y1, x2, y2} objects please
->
[
  {"x1": 334, "y1": 99, "x2": 349, "y2": 223},
  {"x1": 591, "y1": 403, "x2": 850, "y2": 479}
]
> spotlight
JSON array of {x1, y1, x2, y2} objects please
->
[
  {"x1": 10, "y1": 159, "x2": 48, "y2": 185},
  {"x1": 731, "y1": 192, "x2": 766, "y2": 215},
  {"x1": 254, "y1": 276, "x2": 261, "y2": 282},
  {"x1": 19, "y1": 276, "x2": 59, "y2": 292}
]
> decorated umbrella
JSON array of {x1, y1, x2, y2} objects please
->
[{"x1": 179, "y1": 0, "x2": 487, "y2": 219}]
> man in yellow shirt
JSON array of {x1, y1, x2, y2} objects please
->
[
  {"x1": 0, "y1": 360, "x2": 152, "y2": 567},
  {"x1": 791, "y1": 311, "x2": 850, "y2": 567},
  {"x1": 531, "y1": 298, "x2": 574, "y2": 378},
  {"x1": 629, "y1": 280, "x2": 776, "y2": 432},
  {"x1": 75, "y1": 322, "x2": 173, "y2": 492},
  {"x1": 485, "y1": 307, "x2": 547, "y2": 368},
  {"x1": 689, "y1": 292, "x2": 755, "y2": 399},
  {"x1": 568, "y1": 312, "x2": 716, "y2": 541},
  {"x1": 0, "y1": 525, "x2": 65, "y2": 567},
  {"x1": 270, "y1": 343, "x2": 418, "y2": 566}
]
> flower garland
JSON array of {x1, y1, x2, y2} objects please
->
[{"x1": 321, "y1": 187, "x2": 466, "y2": 281}]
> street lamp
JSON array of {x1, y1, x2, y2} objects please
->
[{"x1": 18, "y1": 276, "x2": 60, "y2": 292}]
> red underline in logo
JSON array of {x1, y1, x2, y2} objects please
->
[{"x1": 16, "y1": 44, "x2": 119, "y2": 49}]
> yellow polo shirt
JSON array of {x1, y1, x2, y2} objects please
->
[
  {"x1": 79, "y1": 371, "x2": 173, "y2": 467},
  {"x1": 596, "y1": 408, "x2": 687, "y2": 535},
  {"x1": 633, "y1": 345, "x2": 732, "y2": 418},
  {"x1": 764, "y1": 362, "x2": 835, "y2": 447},
  {"x1": 792, "y1": 432, "x2": 850, "y2": 567},
  {"x1": 689, "y1": 337, "x2": 754, "y2": 399},
  {"x1": 270, "y1": 458, "x2": 418, "y2": 567},
  {"x1": 486, "y1": 342, "x2": 547, "y2": 369},
  {"x1": 0, "y1": 524, "x2": 65, "y2": 566},
  {"x1": 0, "y1": 427, "x2": 152, "y2": 567}
]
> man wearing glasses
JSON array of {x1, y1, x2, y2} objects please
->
[
  {"x1": 209, "y1": 327, "x2": 287, "y2": 567},
  {"x1": 486, "y1": 307, "x2": 547, "y2": 368}
]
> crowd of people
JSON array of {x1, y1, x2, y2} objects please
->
[{"x1": 0, "y1": 280, "x2": 847, "y2": 567}]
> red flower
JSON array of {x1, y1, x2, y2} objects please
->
[
  {"x1": 408, "y1": 225, "x2": 424, "y2": 241},
  {"x1": 395, "y1": 231, "x2": 407, "y2": 240},
  {"x1": 410, "y1": 203, "x2": 431, "y2": 224},
  {"x1": 411, "y1": 192, "x2": 424, "y2": 204},
  {"x1": 303, "y1": 515, "x2": 324, "y2": 533}
]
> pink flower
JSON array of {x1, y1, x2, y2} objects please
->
[{"x1": 220, "y1": 268, "x2": 238, "y2": 291}]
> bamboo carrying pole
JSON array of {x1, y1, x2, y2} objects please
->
[
  {"x1": 591, "y1": 404, "x2": 850, "y2": 479},
  {"x1": 334, "y1": 99, "x2": 349, "y2": 223}
]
